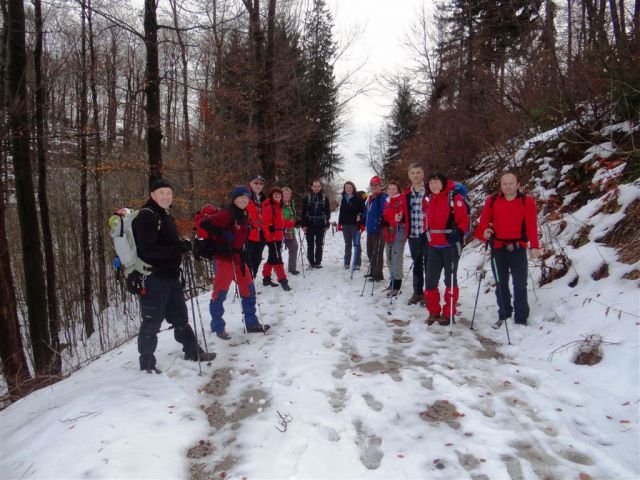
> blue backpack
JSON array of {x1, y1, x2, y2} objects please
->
[{"x1": 446, "y1": 182, "x2": 472, "y2": 244}]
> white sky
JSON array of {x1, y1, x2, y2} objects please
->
[{"x1": 327, "y1": 0, "x2": 430, "y2": 191}]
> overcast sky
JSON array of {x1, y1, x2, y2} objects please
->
[{"x1": 326, "y1": 0, "x2": 429, "y2": 191}]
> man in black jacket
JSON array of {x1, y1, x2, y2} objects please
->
[
  {"x1": 301, "y1": 180, "x2": 331, "y2": 268},
  {"x1": 132, "y1": 179, "x2": 215, "y2": 373}
]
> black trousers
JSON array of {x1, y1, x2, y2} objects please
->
[
  {"x1": 408, "y1": 234, "x2": 429, "y2": 295},
  {"x1": 138, "y1": 274, "x2": 198, "y2": 370},
  {"x1": 247, "y1": 236, "x2": 266, "y2": 279},
  {"x1": 306, "y1": 225, "x2": 326, "y2": 265},
  {"x1": 425, "y1": 246, "x2": 459, "y2": 290},
  {"x1": 491, "y1": 246, "x2": 529, "y2": 324}
]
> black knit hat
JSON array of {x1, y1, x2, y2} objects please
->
[{"x1": 150, "y1": 179, "x2": 173, "y2": 193}]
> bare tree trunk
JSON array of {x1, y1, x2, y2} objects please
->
[
  {"x1": 79, "y1": 0, "x2": 95, "y2": 338},
  {"x1": 609, "y1": 0, "x2": 626, "y2": 54},
  {"x1": 6, "y1": 0, "x2": 55, "y2": 374},
  {"x1": 106, "y1": 33, "x2": 118, "y2": 150},
  {"x1": 265, "y1": 0, "x2": 277, "y2": 179},
  {"x1": 87, "y1": 0, "x2": 108, "y2": 318},
  {"x1": 567, "y1": 0, "x2": 573, "y2": 62},
  {"x1": 170, "y1": 0, "x2": 194, "y2": 210},
  {"x1": 144, "y1": 0, "x2": 163, "y2": 186},
  {"x1": 0, "y1": 0, "x2": 31, "y2": 396},
  {"x1": 33, "y1": 0, "x2": 61, "y2": 370}
]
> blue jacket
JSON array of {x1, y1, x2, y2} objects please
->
[{"x1": 365, "y1": 193, "x2": 387, "y2": 234}]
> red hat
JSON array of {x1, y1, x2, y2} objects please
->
[{"x1": 369, "y1": 176, "x2": 382, "y2": 185}]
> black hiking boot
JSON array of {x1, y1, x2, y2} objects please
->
[
  {"x1": 408, "y1": 293, "x2": 423, "y2": 305},
  {"x1": 143, "y1": 367, "x2": 162, "y2": 374},
  {"x1": 438, "y1": 316, "x2": 452, "y2": 326},
  {"x1": 263, "y1": 277, "x2": 278, "y2": 287},
  {"x1": 492, "y1": 318, "x2": 507, "y2": 329},
  {"x1": 246, "y1": 324, "x2": 271, "y2": 333},
  {"x1": 426, "y1": 313, "x2": 440, "y2": 326},
  {"x1": 185, "y1": 349, "x2": 217, "y2": 362},
  {"x1": 216, "y1": 330, "x2": 231, "y2": 340},
  {"x1": 279, "y1": 279, "x2": 292, "y2": 291},
  {"x1": 289, "y1": 270, "x2": 300, "y2": 275}
]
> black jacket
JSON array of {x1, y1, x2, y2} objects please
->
[
  {"x1": 338, "y1": 192, "x2": 365, "y2": 226},
  {"x1": 132, "y1": 199, "x2": 182, "y2": 278},
  {"x1": 301, "y1": 190, "x2": 330, "y2": 228}
]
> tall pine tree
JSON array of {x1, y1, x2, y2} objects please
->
[{"x1": 383, "y1": 79, "x2": 417, "y2": 180}]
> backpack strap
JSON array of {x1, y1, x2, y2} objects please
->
[{"x1": 140, "y1": 207, "x2": 161, "y2": 231}]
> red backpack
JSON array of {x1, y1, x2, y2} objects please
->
[{"x1": 194, "y1": 204, "x2": 218, "y2": 239}]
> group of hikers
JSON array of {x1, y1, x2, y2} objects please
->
[{"x1": 125, "y1": 164, "x2": 540, "y2": 373}]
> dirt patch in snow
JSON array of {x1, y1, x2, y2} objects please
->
[{"x1": 419, "y1": 400, "x2": 464, "y2": 429}]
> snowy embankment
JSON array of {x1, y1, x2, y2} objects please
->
[{"x1": 1, "y1": 192, "x2": 638, "y2": 479}]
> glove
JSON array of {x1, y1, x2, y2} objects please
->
[
  {"x1": 268, "y1": 225, "x2": 275, "y2": 232},
  {"x1": 380, "y1": 219, "x2": 389, "y2": 228},
  {"x1": 126, "y1": 271, "x2": 146, "y2": 295},
  {"x1": 222, "y1": 231, "x2": 234, "y2": 243},
  {"x1": 179, "y1": 239, "x2": 192, "y2": 254},
  {"x1": 337, "y1": 224, "x2": 342, "y2": 231},
  {"x1": 359, "y1": 224, "x2": 365, "y2": 232}
]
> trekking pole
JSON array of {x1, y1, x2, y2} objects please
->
[
  {"x1": 489, "y1": 239, "x2": 511, "y2": 345},
  {"x1": 235, "y1": 256, "x2": 267, "y2": 334},
  {"x1": 360, "y1": 232, "x2": 372, "y2": 297},
  {"x1": 470, "y1": 241, "x2": 490, "y2": 330},
  {"x1": 188, "y1": 255, "x2": 209, "y2": 354},
  {"x1": 448, "y1": 252, "x2": 455, "y2": 336},
  {"x1": 184, "y1": 252, "x2": 202, "y2": 375},
  {"x1": 296, "y1": 228, "x2": 306, "y2": 278},
  {"x1": 350, "y1": 229, "x2": 361, "y2": 280},
  {"x1": 370, "y1": 235, "x2": 383, "y2": 296},
  {"x1": 390, "y1": 226, "x2": 399, "y2": 305}
]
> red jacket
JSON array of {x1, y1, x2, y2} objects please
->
[
  {"x1": 246, "y1": 191, "x2": 266, "y2": 242},
  {"x1": 261, "y1": 199, "x2": 295, "y2": 242},
  {"x1": 426, "y1": 180, "x2": 469, "y2": 247},
  {"x1": 475, "y1": 192, "x2": 539, "y2": 249},
  {"x1": 201, "y1": 206, "x2": 249, "y2": 262},
  {"x1": 382, "y1": 194, "x2": 409, "y2": 243}
]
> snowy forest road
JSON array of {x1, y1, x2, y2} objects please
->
[{"x1": 187, "y1": 232, "x2": 638, "y2": 480}]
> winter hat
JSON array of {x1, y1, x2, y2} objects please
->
[
  {"x1": 150, "y1": 179, "x2": 173, "y2": 192},
  {"x1": 250, "y1": 174, "x2": 266, "y2": 183},
  {"x1": 231, "y1": 185, "x2": 251, "y2": 200},
  {"x1": 369, "y1": 176, "x2": 382, "y2": 186}
]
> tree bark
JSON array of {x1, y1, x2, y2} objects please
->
[
  {"x1": 0, "y1": 0, "x2": 31, "y2": 396},
  {"x1": 6, "y1": 0, "x2": 55, "y2": 374},
  {"x1": 34, "y1": 0, "x2": 61, "y2": 370},
  {"x1": 87, "y1": 0, "x2": 108, "y2": 318},
  {"x1": 79, "y1": 0, "x2": 95, "y2": 338},
  {"x1": 144, "y1": 0, "x2": 163, "y2": 186},
  {"x1": 170, "y1": 0, "x2": 195, "y2": 211}
]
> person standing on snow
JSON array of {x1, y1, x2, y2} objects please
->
[
  {"x1": 281, "y1": 187, "x2": 300, "y2": 275},
  {"x1": 476, "y1": 172, "x2": 540, "y2": 327},
  {"x1": 201, "y1": 186, "x2": 271, "y2": 340},
  {"x1": 337, "y1": 181, "x2": 366, "y2": 270},
  {"x1": 261, "y1": 187, "x2": 294, "y2": 291},
  {"x1": 245, "y1": 175, "x2": 267, "y2": 278},
  {"x1": 301, "y1": 179, "x2": 331, "y2": 268},
  {"x1": 364, "y1": 176, "x2": 387, "y2": 282},
  {"x1": 132, "y1": 179, "x2": 216, "y2": 372},
  {"x1": 381, "y1": 180, "x2": 408, "y2": 297},
  {"x1": 403, "y1": 163, "x2": 430, "y2": 305},
  {"x1": 424, "y1": 172, "x2": 469, "y2": 326}
]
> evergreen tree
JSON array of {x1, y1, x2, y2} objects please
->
[
  {"x1": 383, "y1": 79, "x2": 418, "y2": 180},
  {"x1": 297, "y1": 0, "x2": 342, "y2": 184}
]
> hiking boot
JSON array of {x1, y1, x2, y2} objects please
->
[
  {"x1": 263, "y1": 277, "x2": 278, "y2": 287},
  {"x1": 279, "y1": 279, "x2": 292, "y2": 291},
  {"x1": 386, "y1": 289, "x2": 400, "y2": 298},
  {"x1": 246, "y1": 324, "x2": 271, "y2": 333},
  {"x1": 289, "y1": 270, "x2": 300, "y2": 275},
  {"x1": 382, "y1": 285, "x2": 392, "y2": 293},
  {"x1": 353, "y1": 266, "x2": 360, "y2": 271},
  {"x1": 426, "y1": 313, "x2": 440, "y2": 325},
  {"x1": 344, "y1": 264, "x2": 350, "y2": 270},
  {"x1": 185, "y1": 350, "x2": 217, "y2": 362},
  {"x1": 438, "y1": 316, "x2": 452, "y2": 326},
  {"x1": 408, "y1": 293, "x2": 423, "y2": 305},
  {"x1": 143, "y1": 367, "x2": 162, "y2": 374},
  {"x1": 216, "y1": 330, "x2": 231, "y2": 340}
]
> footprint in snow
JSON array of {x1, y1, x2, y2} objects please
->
[
  {"x1": 353, "y1": 420, "x2": 384, "y2": 470},
  {"x1": 361, "y1": 392, "x2": 383, "y2": 412}
]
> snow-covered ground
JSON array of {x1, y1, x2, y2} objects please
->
[{"x1": 1, "y1": 195, "x2": 638, "y2": 479}]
